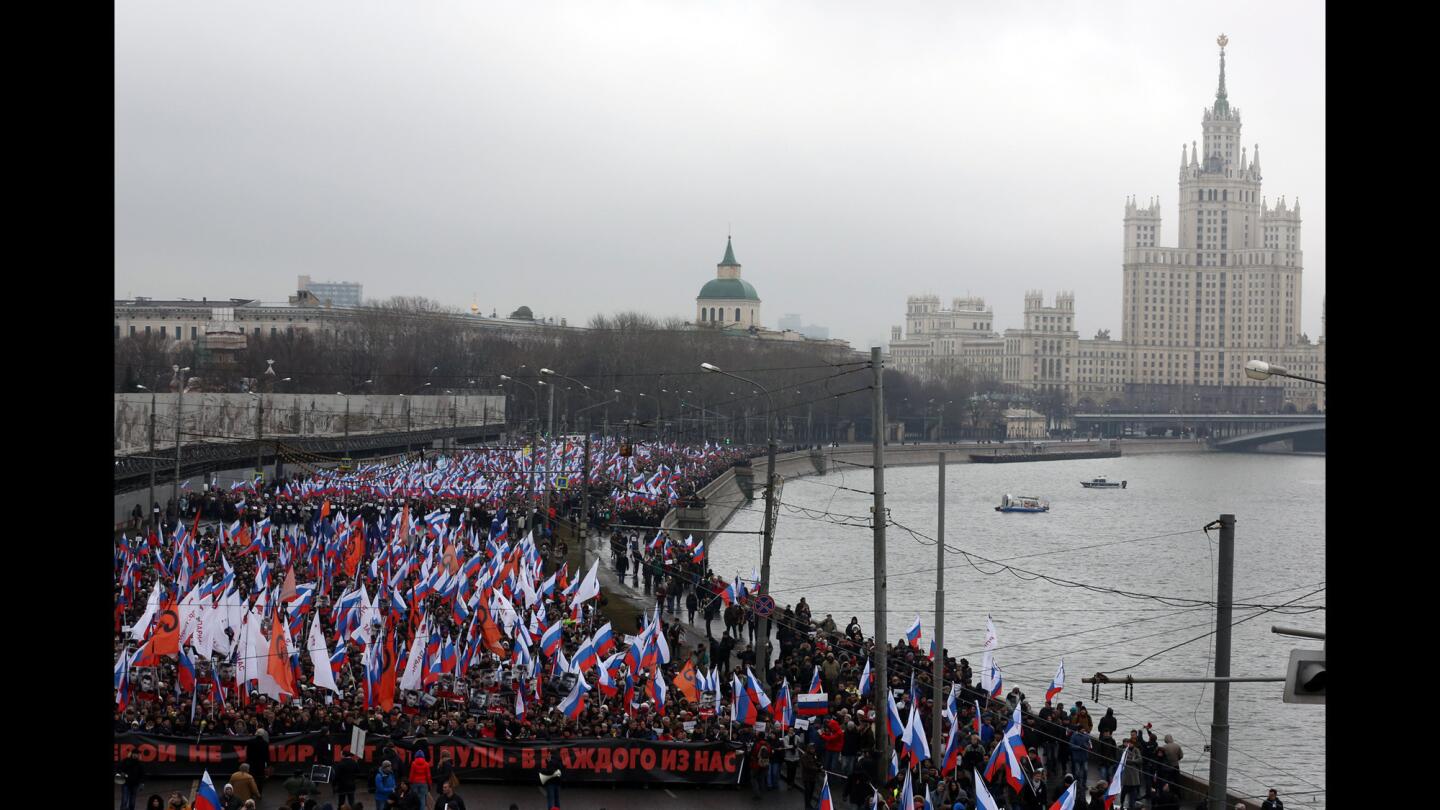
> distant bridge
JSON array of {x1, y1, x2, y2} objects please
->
[
  {"x1": 1072, "y1": 413, "x2": 1324, "y2": 452},
  {"x1": 1210, "y1": 422, "x2": 1326, "y2": 452}
]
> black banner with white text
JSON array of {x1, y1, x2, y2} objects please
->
[{"x1": 113, "y1": 732, "x2": 747, "y2": 785}]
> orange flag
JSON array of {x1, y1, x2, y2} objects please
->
[
  {"x1": 320, "y1": 500, "x2": 331, "y2": 520},
  {"x1": 267, "y1": 607, "x2": 297, "y2": 697},
  {"x1": 342, "y1": 531, "x2": 365, "y2": 579},
  {"x1": 134, "y1": 600, "x2": 180, "y2": 665},
  {"x1": 377, "y1": 627, "x2": 397, "y2": 711},
  {"x1": 480, "y1": 611, "x2": 506, "y2": 656},
  {"x1": 673, "y1": 660, "x2": 700, "y2": 703}
]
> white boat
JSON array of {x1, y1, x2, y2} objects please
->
[
  {"x1": 995, "y1": 494, "x2": 1049, "y2": 513},
  {"x1": 1080, "y1": 477, "x2": 1127, "y2": 489}
]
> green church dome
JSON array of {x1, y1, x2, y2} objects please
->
[{"x1": 698, "y1": 278, "x2": 759, "y2": 301}]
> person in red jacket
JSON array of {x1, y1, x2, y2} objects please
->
[
  {"x1": 819, "y1": 717, "x2": 845, "y2": 773},
  {"x1": 407, "y1": 749, "x2": 432, "y2": 809}
]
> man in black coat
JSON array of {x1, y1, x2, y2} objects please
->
[
  {"x1": 331, "y1": 750, "x2": 360, "y2": 808},
  {"x1": 1260, "y1": 788, "x2": 1284, "y2": 810},
  {"x1": 246, "y1": 729, "x2": 271, "y2": 789}
]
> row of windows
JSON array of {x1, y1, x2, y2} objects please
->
[{"x1": 699, "y1": 307, "x2": 746, "y2": 323}]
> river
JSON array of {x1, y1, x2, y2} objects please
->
[{"x1": 707, "y1": 451, "x2": 1325, "y2": 807}]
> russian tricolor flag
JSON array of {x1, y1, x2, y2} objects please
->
[
  {"x1": 858, "y1": 658, "x2": 872, "y2": 698},
  {"x1": 903, "y1": 614, "x2": 922, "y2": 648},
  {"x1": 593, "y1": 622, "x2": 615, "y2": 657},
  {"x1": 1048, "y1": 780, "x2": 1077, "y2": 810},
  {"x1": 1046, "y1": 659, "x2": 1065, "y2": 703},
  {"x1": 193, "y1": 770, "x2": 222, "y2": 810},
  {"x1": 540, "y1": 619, "x2": 564, "y2": 658},
  {"x1": 886, "y1": 690, "x2": 905, "y2": 741},
  {"x1": 176, "y1": 648, "x2": 197, "y2": 693},
  {"x1": 558, "y1": 672, "x2": 590, "y2": 720},
  {"x1": 808, "y1": 665, "x2": 822, "y2": 693},
  {"x1": 817, "y1": 774, "x2": 834, "y2": 810},
  {"x1": 796, "y1": 692, "x2": 829, "y2": 717}
]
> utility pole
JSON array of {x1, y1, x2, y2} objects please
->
[
  {"x1": 871, "y1": 345, "x2": 890, "y2": 780},
  {"x1": 758, "y1": 436, "x2": 778, "y2": 671},
  {"x1": 932, "y1": 452, "x2": 946, "y2": 758},
  {"x1": 580, "y1": 432, "x2": 591, "y2": 571},
  {"x1": 172, "y1": 373, "x2": 184, "y2": 518},
  {"x1": 545, "y1": 383, "x2": 555, "y2": 532},
  {"x1": 405, "y1": 397, "x2": 412, "y2": 453},
  {"x1": 255, "y1": 394, "x2": 264, "y2": 484},
  {"x1": 148, "y1": 394, "x2": 157, "y2": 537},
  {"x1": 1207, "y1": 513, "x2": 1236, "y2": 810}
]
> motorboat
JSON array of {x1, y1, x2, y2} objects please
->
[
  {"x1": 1080, "y1": 477, "x2": 1127, "y2": 489},
  {"x1": 995, "y1": 494, "x2": 1049, "y2": 513}
]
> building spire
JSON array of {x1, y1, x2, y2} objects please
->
[
  {"x1": 1181, "y1": 143, "x2": 1188, "y2": 169},
  {"x1": 1213, "y1": 34, "x2": 1230, "y2": 115},
  {"x1": 719, "y1": 235, "x2": 739, "y2": 267}
]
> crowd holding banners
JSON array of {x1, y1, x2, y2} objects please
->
[{"x1": 115, "y1": 436, "x2": 1267, "y2": 810}]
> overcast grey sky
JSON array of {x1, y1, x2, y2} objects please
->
[{"x1": 115, "y1": 0, "x2": 1324, "y2": 349}]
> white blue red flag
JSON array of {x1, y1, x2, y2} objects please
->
[
  {"x1": 817, "y1": 773, "x2": 834, "y2": 810},
  {"x1": 973, "y1": 768, "x2": 1002, "y2": 810},
  {"x1": 193, "y1": 770, "x2": 221, "y2": 810},
  {"x1": 1048, "y1": 780, "x2": 1077, "y2": 810},
  {"x1": 904, "y1": 614, "x2": 923, "y2": 648},
  {"x1": 1047, "y1": 659, "x2": 1065, "y2": 703}
]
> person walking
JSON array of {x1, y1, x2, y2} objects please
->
[
  {"x1": 686, "y1": 587, "x2": 699, "y2": 625},
  {"x1": 1260, "y1": 788, "x2": 1284, "y2": 810},
  {"x1": 1069, "y1": 726, "x2": 1092, "y2": 791},
  {"x1": 374, "y1": 761, "x2": 396, "y2": 810},
  {"x1": 332, "y1": 751, "x2": 360, "y2": 809},
  {"x1": 703, "y1": 590, "x2": 721, "y2": 640},
  {"x1": 782, "y1": 726, "x2": 802, "y2": 786},
  {"x1": 433, "y1": 781, "x2": 466, "y2": 810},
  {"x1": 407, "y1": 749, "x2": 431, "y2": 809},
  {"x1": 540, "y1": 766, "x2": 563, "y2": 809},
  {"x1": 119, "y1": 749, "x2": 145, "y2": 810},
  {"x1": 228, "y1": 763, "x2": 261, "y2": 806},
  {"x1": 800, "y1": 744, "x2": 821, "y2": 810}
]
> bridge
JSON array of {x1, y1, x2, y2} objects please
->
[
  {"x1": 1072, "y1": 413, "x2": 1324, "y2": 452},
  {"x1": 1210, "y1": 422, "x2": 1326, "y2": 452}
]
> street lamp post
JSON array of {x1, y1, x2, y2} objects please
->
[
  {"x1": 501, "y1": 374, "x2": 541, "y2": 522},
  {"x1": 542, "y1": 368, "x2": 596, "y2": 548},
  {"x1": 171, "y1": 365, "x2": 191, "y2": 520},
  {"x1": 701, "y1": 362, "x2": 778, "y2": 671}
]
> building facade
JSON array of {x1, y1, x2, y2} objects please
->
[
  {"x1": 888, "y1": 37, "x2": 1323, "y2": 411},
  {"x1": 297, "y1": 275, "x2": 364, "y2": 308},
  {"x1": 887, "y1": 295, "x2": 1003, "y2": 381}
]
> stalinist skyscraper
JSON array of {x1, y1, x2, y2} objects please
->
[{"x1": 1121, "y1": 34, "x2": 1308, "y2": 401}]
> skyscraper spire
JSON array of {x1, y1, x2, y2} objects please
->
[
  {"x1": 1251, "y1": 144, "x2": 1261, "y2": 176},
  {"x1": 1214, "y1": 34, "x2": 1230, "y2": 115},
  {"x1": 1181, "y1": 143, "x2": 1187, "y2": 169}
]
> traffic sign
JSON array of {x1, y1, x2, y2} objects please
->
[{"x1": 753, "y1": 594, "x2": 775, "y2": 617}]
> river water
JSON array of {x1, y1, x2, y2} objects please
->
[{"x1": 708, "y1": 451, "x2": 1325, "y2": 807}]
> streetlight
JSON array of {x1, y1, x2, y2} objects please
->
[
  {"x1": 701, "y1": 361, "x2": 778, "y2": 671},
  {"x1": 501, "y1": 374, "x2": 542, "y2": 522},
  {"x1": 171, "y1": 365, "x2": 191, "y2": 520},
  {"x1": 1245, "y1": 359, "x2": 1325, "y2": 385}
]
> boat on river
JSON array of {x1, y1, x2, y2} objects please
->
[
  {"x1": 995, "y1": 494, "x2": 1049, "y2": 512},
  {"x1": 1080, "y1": 477, "x2": 1127, "y2": 489}
]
